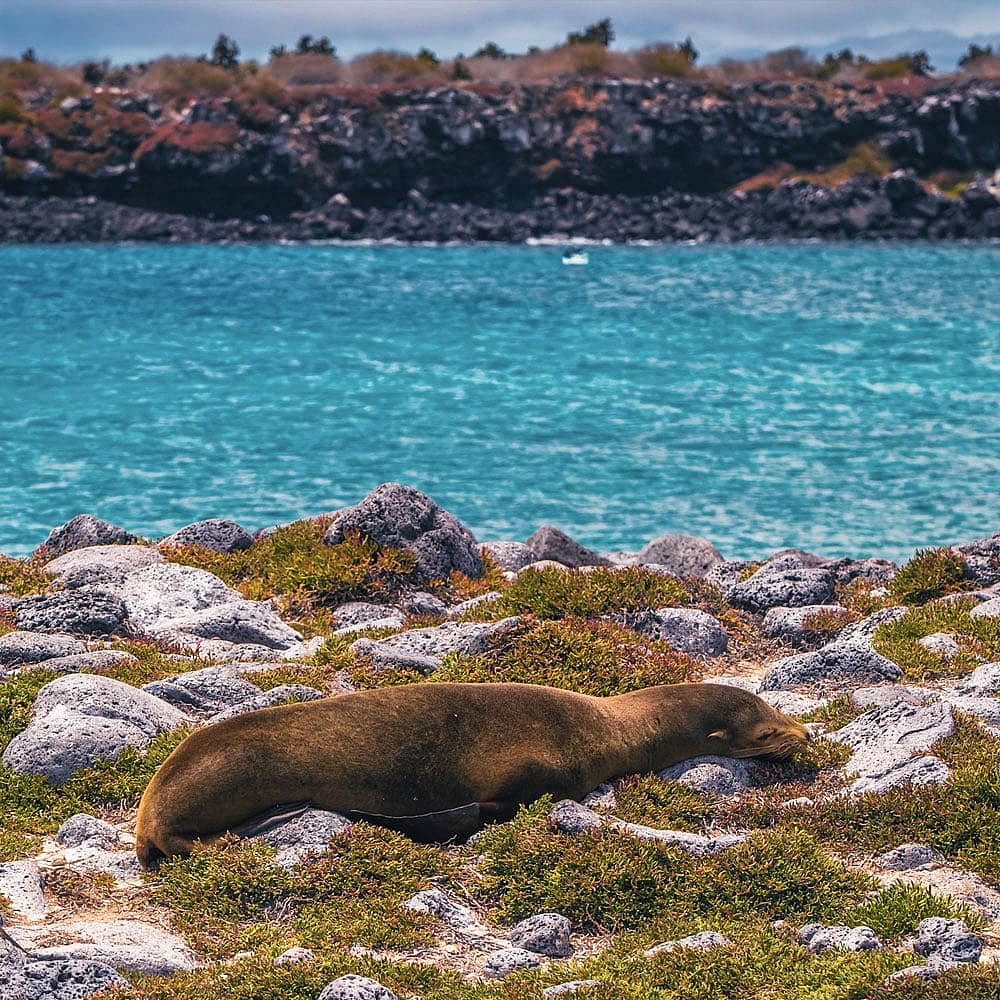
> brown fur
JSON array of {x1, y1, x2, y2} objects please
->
[{"x1": 135, "y1": 681, "x2": 808, "y2": 869}]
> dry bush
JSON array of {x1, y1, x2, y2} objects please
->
[
  {"x1": 138, "y1": 57, "x2": 234, "y2": 102},
  {"x1": 636, "y1": 44, "x2": 695, "y2": 77},
  {"x1": 267, "y1": 53, "x2": 343, "y2": 86},
  {"x1": 347, "y1": 50, "x2": 445, "y2": 86},
  {"x1": 958, "y1": 54, "x2": 1000, "y2": 79},
  {"x1": 0, "y1": 57, "x2": 76, "y2": 95}
]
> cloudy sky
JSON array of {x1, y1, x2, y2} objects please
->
[{"x1": 4, "y1": 0, "x2": 998, "y2": 67}]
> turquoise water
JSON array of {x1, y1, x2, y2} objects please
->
[{"x1": 1, "y1": 243, "x2": 998, "y2": 560}]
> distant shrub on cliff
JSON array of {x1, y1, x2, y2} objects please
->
[
  {"x1": 139, "y1": 57, "x2": 234, "y2": 101},
  {"x1": 349, "y1": 50, "x2": 445, "y2": 85},
  {"x1": 267, "y1": 52, "x2": 342, "y2": 86},
  {"x1": 636, "y1": 41, "x2": 698, "y2": 77},
  {"x1": 864, "y1": 51, "x2": 932, "y2": 80},
  {"x1": 567, "y1": 18, "x2": 614, "y2": 48}
]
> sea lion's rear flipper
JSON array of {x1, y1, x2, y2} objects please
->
[
  {"x1": 348, "y1": 800, "x2": 516, "y2": 842},
  {"x1": 230, "y1": 801, "x2": 313, "y2": 838}
]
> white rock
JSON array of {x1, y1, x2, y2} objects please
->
[{"x1": 0, "y1": 860, "x2": 46, "y2": 919}]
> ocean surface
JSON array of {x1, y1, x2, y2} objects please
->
[{"x1": 1, "y1": 243, "x2": 998, "y2": 561}]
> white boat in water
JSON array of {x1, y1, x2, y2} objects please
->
[{"x1": 562, "y1": 250, "x2": 589, "y2": 266}]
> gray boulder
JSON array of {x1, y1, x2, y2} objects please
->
[
  {"x1": 917, "y1": 633, "x2": 961, "y2": 659},
  {"x1": 22, "y1": 919, "x2": 195, "y2": 976},
  {"x1": 953, "y1": 530, "x2": 1000, "y2": 587},
  {"x1": 705, "y1": 560, "x2": 759, "y2": 597},
  {"x1": 208, "y1": 684, "x2": 324, "y2": 723},
  {"x1": 5, "y1": 958, "x2": 128, "y2": 1000},
  {"x1": 254, "y1": 807, "x2": 352, "y2": 867},
  {"x1": 797, "y1": 924, "x2": 882, "y2": 954},
  {"x1": 448, "y1": 592, "x2": 503, "y2": 618},
  {"x1": 825, "y1": 557, "x2": 897, "y2": 585},
  {"x1": 828, "y1": 701, "x2": 955, "y2": 794},
  {"x1": 159, "y1": 518, "x2": 253, "y2": 553},
  {"x1": 323, "y1": 483, "x2": 483, "y2": 581},
  {"x1": 16, "y1": 589, "x2": 128, "y2": 637},
  {"x1": 912, "y1": 917, "x2": 982, "y2": 964},
  {"x1": 970, "y1": 597, "x2": 1000, "y2": 619},
  {"x1": 761, "y1": 605, "x2": 850, "y2": 646},
  {"x1": 646, "y1": 607, "x2": 727, "y2": 656},
  {"x1": 56, "y1": 814, "x2": 122, "y2": 850},
  {"x1": 837, "y1": 607, "x2": 909, "y2": 646},
  {"x1": 399, "y1": 591, "x2": 448, "y2": 617},
  {"x1": 759, "y1": 690, "x2": 825, "y2": 715},
  {"x1": 142, "y1": 666, "x2": 262, "y2": 713},
  {"x1": 0, "y1": 631, "x2": 86, "y2": 667},
  {"x1": 636, "y1": 534, "x2": 723, "y2": 578},
  {"x1": 759, "y1": 641, "x2": 902, "y2": 693},
  {"x1": 877, "y1": 844, "x2": 945, "y2": 871},
  {"x1": 403, "y1": 888, "x2": 478, "y2": 929},
  {"x1": 942, "y1": 694, "x2": 1000, "y2": 726},
  {"x1": 118, "y1": 562, "x2": 243, "y2": 631},
  {"x1": 481, "y1": 541, "x2": 536, "y2": 572},
  {"x1": 30, "y1": 650, "x2": 139, "y2": 675},
  {"x1": 658, "y1": 755, "x2": 755, "y2": 797},
  {"x1": 40, "y1": 514, "x2": 138, "y2": 557},
  {"x1": 955, "y1": 662, "x2": 1000, "y2": 696},
  {"x1": 644, "y1": 931, "x2": 730, "y2": 958},
  {"x1": 148, "y1": 601, "x2": 303, "y2": 651},
  {"x1": 549, "y1": 799, "x2": 604, "y2": 835},
  {"x1": 851, "y1": 685, "x2": 938, "y2": 710},
  {"x1": 729, "y1": 564, "x2": 836, "y2": 613},
  {"x1": 0, "y1": 860, "x2": 46, "y2": 919},
  {"x1": 351, "y1": 617, "x2": 520, "y2": 672},
  {"x1": 510, "y1": 913, "x2": 573, "y2": 957},
  {"x1": 318, "y1": 975, "x2": 399, "y2": 1000},
  {"x1": 482, "y1": 948, "x2": 542, "y2": 978},
  {"x1": 42, "y1": 544, "x2": 163, "y2": 589},
  {"x1": 274, "y1": 947, "x2": 314, "y2": 965},
  {"x1": 333, "y1": 602, "x2": 405, "y2": 628},
  {"x1": 524, "y1": 526, "x2": 610, "y2": 568},
  {"x1": 2, "y1": 674, "x2": 188, "y2": 784},
  {"x1": 609, "y1": 822, "x2": 745, "y2": 856}
]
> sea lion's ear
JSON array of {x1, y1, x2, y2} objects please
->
[{"x1": 708, "y1": 728, "x2": 730, "y2": 742}]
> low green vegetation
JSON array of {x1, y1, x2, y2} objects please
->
[
  {"x1": 611, "y1": 774, "x2": 712, "y2": 830},
  {"x1": 164, "y1": 520, "x2": 419, "y2": 618},
  {"x1": 0, "y1": 554, "x2": 48, "y2": 597},
  {"x1": 432, "y1": 618, "x2": 693, "y2": 695},
  {"x1": 889, "y1": 548, "x2": 973, "y2": 606},
  {"x1": 847, "y1": 882, "x2": 984, "y2": 939},
  {"x1": 460, "y1": 566, "x2": 689, "y2": 621},
  {"x1": 873, "y1": 599, "x2": 1000, "y2": 680},
  {"x1": 152, "y1": 825, "x2": 450, "y2": 957},
  {"x1": 730, "y1": 719, "x2": 1000, "y2": 884}
]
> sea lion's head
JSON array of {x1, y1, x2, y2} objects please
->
[{"x1": 698, "y1": 684, "x2": 811, "y2": 760}]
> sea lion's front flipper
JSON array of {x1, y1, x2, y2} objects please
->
[
  {"x1": 348, "y1": 801, "x2": 516, "y2": 842},
  {"x1": 230, "y1": 800, "x2": 313, "y2": 838}
]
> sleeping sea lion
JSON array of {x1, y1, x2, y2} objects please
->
[{"x1": 135, "y1": 681, "x2": 808, "y2": 869}]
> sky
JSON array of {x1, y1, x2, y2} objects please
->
[{"x1": 2, "y1": 0, "x2": 999, "y2": 68}]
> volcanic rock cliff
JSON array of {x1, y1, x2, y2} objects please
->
[{"x1": 2, "y1": 76, "x2": 999, "y2": 241}]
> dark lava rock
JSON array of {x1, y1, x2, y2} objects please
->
[
  {"x1": 324, "y1": 482, "x2": 483, "y2": 581},
  {"x1": 16, "y1": 589, "x2": 129, "y2": 637},
  {"x1": 953, "y1": 529, "x2": 1000, "y2": 587},
  {"x1": 524, "y1": 526, "x2": 611, "y2": 568},
  {"x1": 637, "y1": 533, "x2": 723, "y2": 577},
  {"x1": 160, "y1": 518, "x2": 254, "y2": 553},
  {"x1": 39, "y1": 515, "x2": 138, "y2": 557}
]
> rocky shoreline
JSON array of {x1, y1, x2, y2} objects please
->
[
  {"x1": 2, "y1": 77, "x2": 1000, "y2": 243},
  {"x1": 1, "y1": 484, "x2": 999, "y2": 998}
]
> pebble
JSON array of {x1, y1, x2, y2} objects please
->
[
  {"x1": 482, "y1": 947, "x2": 542, "y2": 978},
  {"x1": 644, "y1": 931, "x2": 731, "y2": 958},
  {"x1": 318, "y1": 975, "x2": 399, "y2": 1000},
  {"x1": 797, "y1": 923, "x2": 882, "y2": 954},
  {"x1": 510, "y1": 913, "x2": 573, "y2": 957}
]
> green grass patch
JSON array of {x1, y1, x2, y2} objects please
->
[
  {"x1": 459, "y1": 566, "x2": 689, "y2": 621},
  {"x1": 0, "y1": 669, "x2": 56, "y2": 753},
  {"x1": 611, "y1": 775, "x2": 712, "y2": 831},
  {"x1": 164, "y1": 520, "x2": 419, "y2": 614},
  {"x1": 152, "y1": 824, "x2": 451, "y2": 958},
  {"x1": 848, "y1": 882, "x2": 985, "y2": 940},
  {"x1": 872, "y1": 599, "x2": 1000, "y2": 680},
  {"x1": 474, "y1": 801, "x2": 875, "y2": 933},
  {"x1": 889, "y1": 548, "x2": 973, "y2": 606},
  {"x1": 431, "y1": 618, "x2": 695, "y2": 695},
  {"x1": 102, "y1": 640, "x2": 219, "y2": 686},
  {"x1": 0, "y1": 554, "x2": 49, "y2": 596}
]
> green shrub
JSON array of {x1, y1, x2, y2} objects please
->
[
  {"x1": 889, "y1": 548, "x2": 972, "y2": 605},
  {"x1": 872, "y1": 599, "x2": 1000, "y2": 680},
  {"x1": 0, "y1": 554, "x2": 49, "y2": 596},
  {"x1": 611, "y1": 774, "x2": 712, "y2": 830},
  {"x1": 430, "y1": 617, "x2": 695, "y2": 695},
  {"x1": 462, "y1": 566, "x2": 688, "y2": 621},
  {"x1": 849, "y1": 883, "x2": 984, "y2": 940}
]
